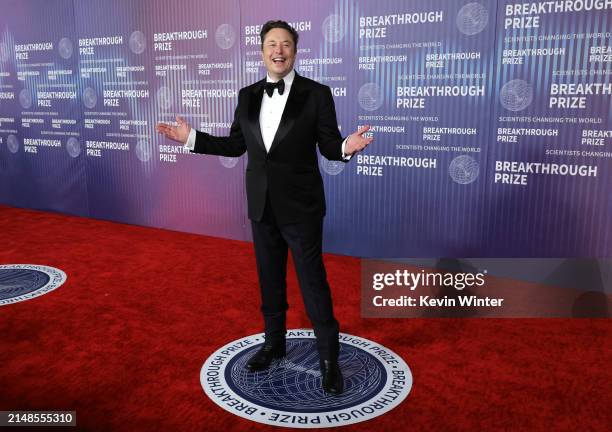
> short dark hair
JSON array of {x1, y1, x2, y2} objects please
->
[{"x1": 260, "y1": 20, "x2": 299, "y2": 50}]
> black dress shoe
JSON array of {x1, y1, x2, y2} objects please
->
[
  {"x1": 246, "y1": 343, "x2": 286, "y2": 371},
  {"x1": 320, "y1": 360, "x2": 344, "y2": 395}
]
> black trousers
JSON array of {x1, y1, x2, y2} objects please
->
[{"x1": 250, "y1": 195, "x2": 340, "y2": 361}]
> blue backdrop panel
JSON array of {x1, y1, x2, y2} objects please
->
[
  {"x1": 1, "y1": 0, "x2": 611, "y2": 257},
  {"x1": 485, "y1": 1, "x2": 612, "y2": 256},
  {"x1": 144, "y1": 0, "x2": 245, "y2": 239},
  {"x1": 0, "y1": 0, "x2": 88, "y2": 215},
  {"x1": 73, "y1": 0, "x2": 246, "y2": 240}
]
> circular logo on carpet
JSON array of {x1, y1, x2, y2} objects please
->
[
  {"x1": 200, "y1": 329, "x2": 412, "y2": 428},
  {"x1": 0, "y1": 264, "x2": 66, "y2": 306}
]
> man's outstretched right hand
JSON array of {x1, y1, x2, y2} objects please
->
[{"x1": 155, "y1": 116, "x2": 191, "y2": 143}]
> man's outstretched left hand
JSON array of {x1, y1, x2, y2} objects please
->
[{"x1": 345, "y1": 125, "x2": 374, "y2": 155}]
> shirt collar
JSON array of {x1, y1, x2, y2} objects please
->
[{"x1": 266, "y1": 69, "x2": 295, "y2": 86}]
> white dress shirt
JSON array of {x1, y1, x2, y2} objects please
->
[
  {"x1": 260, "y1": 69, "x2": 294, "y2": 152},
  {"x1": 184, "y1": 69, "x2": 350, "y2": 158}
]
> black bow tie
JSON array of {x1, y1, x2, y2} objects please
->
[{"x1": 264, "y1": 79, "x2": 285, "y2": 97}]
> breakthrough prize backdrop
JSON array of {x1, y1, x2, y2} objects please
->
[{"x1": 0, "y1": 0, "x2": 611, "y2": 257}]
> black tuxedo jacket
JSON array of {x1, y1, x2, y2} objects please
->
[{"x1": 191, "y1": 72, "x2": 348, "y2": 224}]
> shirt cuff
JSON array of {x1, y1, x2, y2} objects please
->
[
  {"x1": 184, "y1": 128, "x2": 196, "y2": 150},
  {"x1": 341, "y1": 137, "x2": 352, "y2": 161}
]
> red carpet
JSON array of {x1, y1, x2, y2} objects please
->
[{"x1": 0, "y1": 204, "x2": 610, "y2": 431}]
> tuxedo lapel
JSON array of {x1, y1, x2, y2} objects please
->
[
  {"x1": 248, "y1": 79, "x2": 266, "y2": 152},
  {"x1": 268, "y1": 73, "x2": 307, "y2": 154}
]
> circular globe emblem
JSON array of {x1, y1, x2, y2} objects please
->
[
  {"x1": 320, "y1": 155, "x2": 345, "y2": 176},
  {"x1": 456, "y1": 3, "x2": 489, "y2": 36},
  {"x1": 449, "y1": 155, "x2": 479, "y2": 184},
  {"x1": 66, "y1": 137, "x2": 81, "y2": 157},
  {"x1": 219, "y1": 156, "x2": 239, "y2": 168},
  {"x1": 358, "y1": 83, "x2": 384, "y2": 111},
  {"x1": 7, "y1": 134, "x2": 19, "y2": 153},
  {"x1": 215, "y1": 24, "x2": 236, "y2": 50},
  {"x1": 83, "y1": 87, "x2": 97, "y2": 109},
  {"x1": 201, "y1": 330, "x2": 412, "y2": 428},
  {"x1": 322, "y1": 14, "x2": 346, "y2": 43},
  {"x1": 500, "y1": 79, "x2": 533, "y2": 111},
  {"x1": 58, "y1": 37, "x2": 73, "y2": 59},
  {"x1": 0, "y1": 264, "x2": 67, "y2": 306},
  {"x1": 156, "y1": 86, "x2": 173, "y2": 110},
  {"x1": 19, "y1": 89, "x2": 32, "y2": 109},
  {"x1": 129, "y1": 31, "x2": 146, "y2": 54},
  {"x1": 135, "y1": 139, "x2": 152, "y2": 162}
]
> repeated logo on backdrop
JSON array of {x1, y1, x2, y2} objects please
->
[{"x1": 0, "y1": 0, "x2": 611, "y2": 257}]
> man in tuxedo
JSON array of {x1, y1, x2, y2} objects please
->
[{"x1": 156, "y1": 20, "x2": 372, "y2": 395}]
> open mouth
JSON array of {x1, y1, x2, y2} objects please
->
[{"x1": 272, "y1": 57, "x2": 286, "y2": 64}]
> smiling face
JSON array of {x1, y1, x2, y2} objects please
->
[{"x1": 261, "y1": 27, "x2": 296, "y2": 80}]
